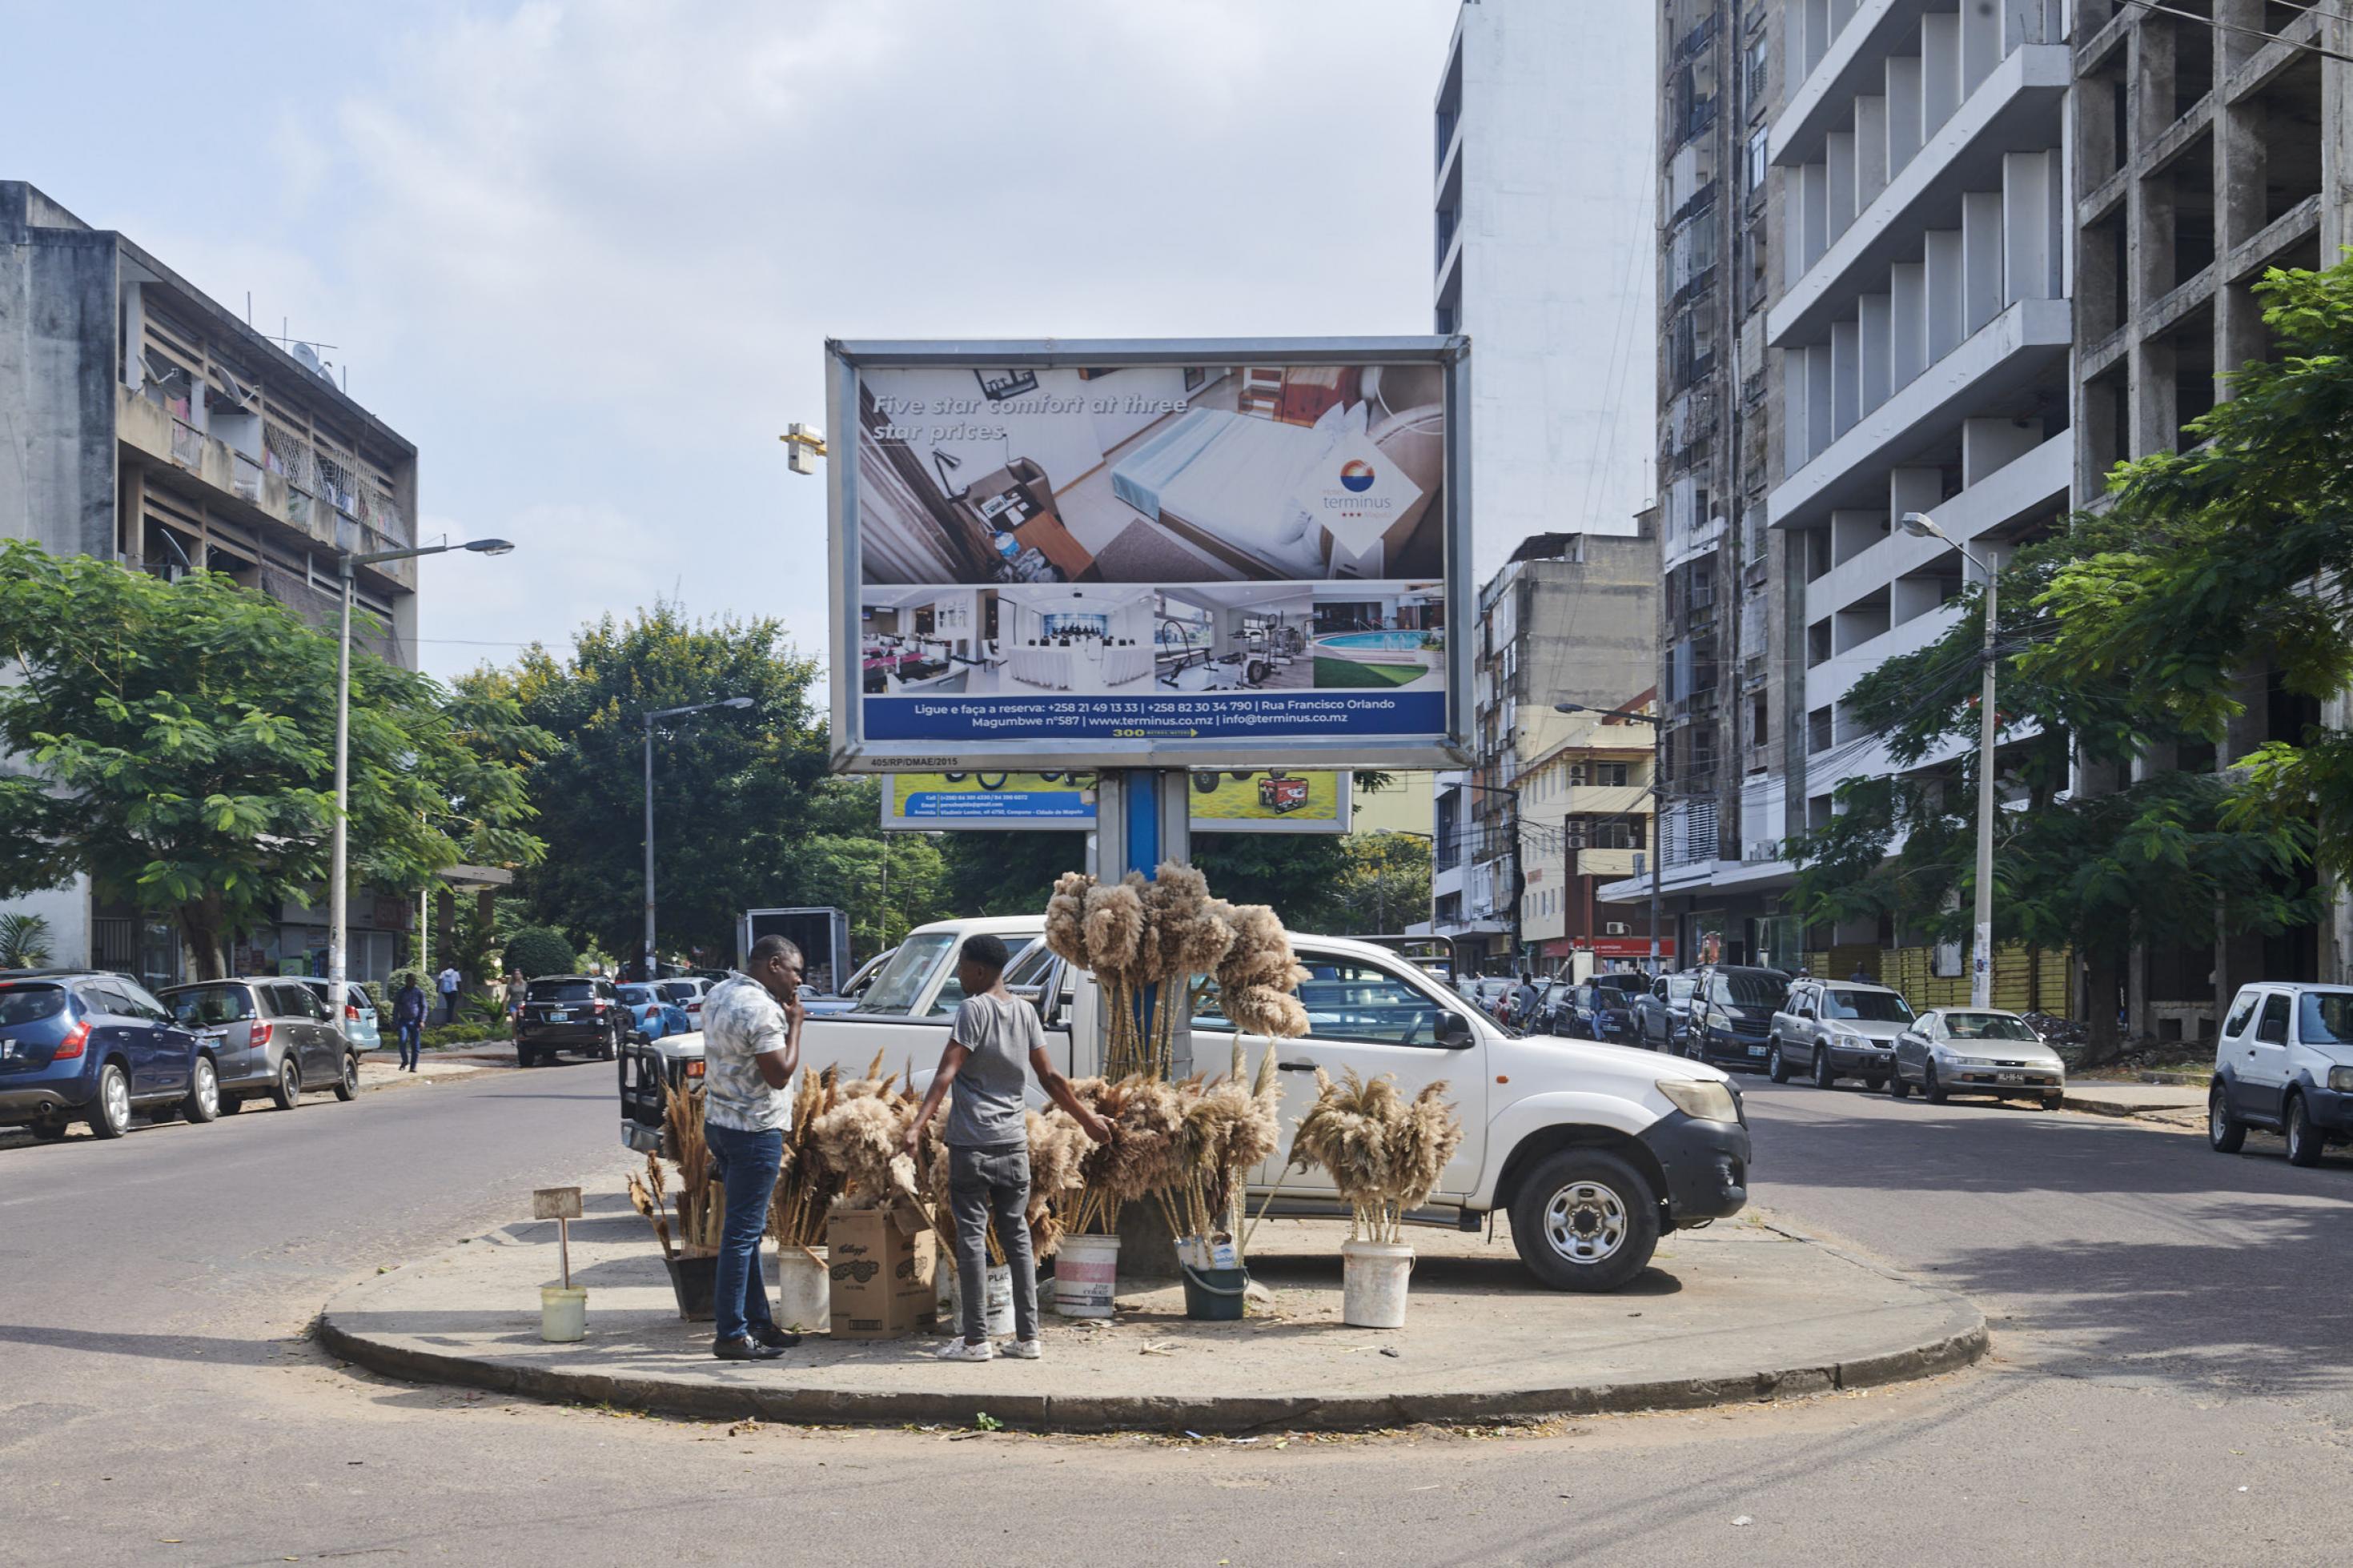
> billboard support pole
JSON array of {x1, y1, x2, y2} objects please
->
[{"x1": 1091, "y1": 769, "x2": 1191, "y2": 1080}]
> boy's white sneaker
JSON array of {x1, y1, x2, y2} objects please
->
[
  {"x1": 936, "y1": 1337, "x2": 994, "y2": 1362},
  {"x1": 1005, "y1": 1338, "x2": 1043, "y2": 1361}
]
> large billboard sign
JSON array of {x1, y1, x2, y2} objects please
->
[
  {"x1": 826, "y1": 339, "x2": 1471, "y2": 773},
  {"x1": 883, "y1": 768, "x2": 1350, "y2": 833}
]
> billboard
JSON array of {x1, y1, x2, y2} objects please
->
[
  {"x1": 826, "y1": 339, "x2": 1470, "y2": 773},
  {"x1": 883, "y1": 769, "x2": 1350, "y2": 833}
]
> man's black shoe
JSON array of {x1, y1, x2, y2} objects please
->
[
  {"x1": 712, "y1": 1335, "x2": 786, "y2": 1361},
  {"x1": 752, "y1": 1326, "x2": 802, "y2": 1349}
]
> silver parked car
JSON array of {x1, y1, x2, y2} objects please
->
[
  {"x1": 1769, "y1": 978, "x2": 1914, "y2": 1089},
  {"x1": 159, "y1": 977, "x2": 362, "y2": 1112},
  {"x1": 1887, "y1": 1007, "x2": 2066, "y2": 1108}
]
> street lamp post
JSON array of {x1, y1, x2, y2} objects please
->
[
  {"x1": 1901, "y1": 509, "x2": 1999, "y2": 1009},
  {"x1": 640, "y1": 697, "x2": 754, "y2": 981},
  {"x1": 331, "y1": 538, "x2": 513, "y2": 1028},
  {"x1": 1555, "y1": 702, "x2": 1666, "y2": 976}
]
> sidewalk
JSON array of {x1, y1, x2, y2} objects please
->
[
  {"x1": 317, "y1": 1168, "x2": 1988, "y2": 1434},
  {"x1": 355, "y1": 1041, "x2": 517, "y2": 1092},
  {"x1": 2062, "y1": 1081, "x2": 2208, "y2": 1128}
]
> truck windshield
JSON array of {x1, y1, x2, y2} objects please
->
[
  {"x1": 853, "y1": 933, "x2": 957, "y2": 1016},
  {"x1": 2295, "y1": 991, "x2": 2353, "y2": 1044},
  {"x1": 1823, "y1": 989, "x2": 1913, "y2": 1022}
]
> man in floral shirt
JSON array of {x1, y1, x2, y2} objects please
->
[{"x1": 699, "y1": 936, "x2": 805, "y2": 1361}]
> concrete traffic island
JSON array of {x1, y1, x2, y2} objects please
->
[{"x1": 317, "y1": 1181, "x2": 1986, "y2": 1434}]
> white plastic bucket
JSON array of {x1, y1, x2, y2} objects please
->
[
  {"x1": 1340, "y1": 1241, "x2": 1414, "y2": 1329},
  {"x1": 1054, "y1": 1233, "x2": 1121, "y2": 1318},
  {"x1": 950, "y1": 1262, "x2": 1015, "y2": 1337},
  {"x1": 776, "y1": 1247, "x2": 829, "y2": 1331},
  {"x1": 540, "y1": 1285, "x2": 588, "y2": 1342}
]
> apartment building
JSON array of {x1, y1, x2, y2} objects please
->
[
  {"x1": 1429, "y1": 531, "x2": 1660, "y2": 972},
  {"x1": 2070, "y1": 0, "x2": 2353, "y2": 1031},
  {"x1": 1516, "y1": 699, "x2": 1668, "y2": 973},
  {"x1": 1609, "y1": 2, "x2": 2075, "y2": 974},
  {"x1": 0, "y1": 181, "x2": 422, "y2": 986}
]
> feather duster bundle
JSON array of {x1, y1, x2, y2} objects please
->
[{"x1": 1289, "y1": 1067, "x2": 1465, "y2": 1243}]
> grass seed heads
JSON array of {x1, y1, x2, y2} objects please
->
[
  {"x1": 1080, "y1": 880, "x2": 1146, "y2": 979},
  {"x1": 1046, "y1": 872, "x2": 1094, "y2": 968}
]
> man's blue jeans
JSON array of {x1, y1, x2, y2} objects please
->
[
  {"x1": 705, "y1": 1121, "x2": 783, "y2": 1344},
  {"x1": 396, "y1": 1023, "x2": 422, "y2": 1069}
]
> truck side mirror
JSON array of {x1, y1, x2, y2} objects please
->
[{"x1": 1437, "y1": 1010, "x2": 1474, "y2": 1047}]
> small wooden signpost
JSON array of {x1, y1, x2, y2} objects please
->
[{"x1": 534, "y1": 1185, "x2": 584, "y2": 1289}]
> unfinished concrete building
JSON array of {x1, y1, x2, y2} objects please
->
[{"x1": 2071, "y1": 2, "x2": 2353, "y2": 1033}]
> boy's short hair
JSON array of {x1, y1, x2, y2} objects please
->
[{"x1": 962, "y1": 933, "x2": 1012, "y2": 976}]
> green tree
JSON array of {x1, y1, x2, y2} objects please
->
[
  {"x1": 504, "y1": 924, "x2": 577, "y2": 979},
  {"x1": 1327, "y1": 832, "x2": 1434, "y2": 935},
  {"x1": 2032, "y1": 256, "x2": 2353, "y2": 874},
  {"x1": 0, "y1": 541, "x2": 544, "y2": 977},
  {"x1": 483, "y1": 603, "x2": 829, "y2": 964}
]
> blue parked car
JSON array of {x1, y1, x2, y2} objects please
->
[
  {"x1": 616, "y1": 983, "x2": 691, "y2": 1042},
  {"x1": 0, "y1": 970, "x2": 215, "y2": 1140}
]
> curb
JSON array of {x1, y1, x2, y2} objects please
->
[{"x1": 314, "y1": 1259, "x2": 1989, "y2": 1436}]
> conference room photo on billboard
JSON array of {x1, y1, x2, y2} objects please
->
[{"x1": 829, "y1": 339, "x2": 1468, "y2": 770}]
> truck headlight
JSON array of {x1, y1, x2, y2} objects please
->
[
  {"x1": 2330, "y1": 1066, "x2": 2353, "y2": 1093},
  {"x1": 1658, "y1": 1078, "x2": 1739, "y2": 1122}
]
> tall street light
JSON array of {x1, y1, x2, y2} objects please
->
[
  {"x1": 1901, "y1": 509, "x2": 1999, "y2": 1009},
  {"x1": 1555, "y1": 702, "x2": 1666, "y2": 975},
  {"x1": 331, "y1": 538, "x2": 514, "y2": 1025},
  {"x1": 641, "y1": 697, "x2": 754, "y2": 981}
]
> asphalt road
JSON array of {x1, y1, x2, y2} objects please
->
[{"x1": 3, "y1": 1058, "x2": 2351, "y2": 1566}]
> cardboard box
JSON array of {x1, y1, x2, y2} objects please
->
[{"x1": 826, "y1": 1207, "x2": 937, "y2": 1339}]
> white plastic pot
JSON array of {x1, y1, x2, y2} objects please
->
[
  {"x1": 950, "y1": 1262, "x2": 1015, "y2": 1337},
  {"x1": 1053, "y1": 1233, "x2": 1120, "y2": 1318},
  {"x1": 776, "y1": 1247, "x2": 829, "y2": 1331},
  {"x1": 1340, "y1": 1240, "x2": 1413, "y2": 1329},
  {"x1": 540, "y1": 1285, "x2": 588, "y2": 1342}
]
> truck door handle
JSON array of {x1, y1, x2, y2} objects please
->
[{"x1": 1277, "y1": 1060, "x2": 1319, "y2": 1073}]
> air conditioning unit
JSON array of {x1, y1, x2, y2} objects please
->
[
  {"x1": 1567, "y1": 764, "x2": 1588, "y2": 785},
  {"x1": 1604, "y1": 921, "x2": 1632, "y2": 936}
]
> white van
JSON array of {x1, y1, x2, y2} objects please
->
[
  {"x1": 2209, "y1": 982, "x2": 2353, "y2": 1167},
  {"x1": 619, "y1": 916, "x2": 1752, "y2": 1292}
]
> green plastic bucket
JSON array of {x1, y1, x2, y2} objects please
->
[{"x1": 1180, "y1": 1264, "x2": 1248, "y2": 1321}]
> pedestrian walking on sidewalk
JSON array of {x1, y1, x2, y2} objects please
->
[
  {"x1": 700, "y1": 935, "x2": 806, "y2": 1362},
  {"x1": 902, "y1": 933, "x2": 1110, "y2": 1363},
  {"x1": 436, "y1": 963, "x2": 461, "y2": 1025},
  {"x1": 503, "y1": 969, "x2": 527, "y2": 1036},
  {"x1": 391, "y1": 976, "x2": 428, "y2": 1072}
]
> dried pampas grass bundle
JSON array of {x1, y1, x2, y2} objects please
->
[
  {"x1": 808, "y1": 1080, "x2": 909, "y2": 1206},
  {"x1": 1290, "y1": 1067, "x2": 1465, "y2": 1244},
  {"x1": 769, "y1": 1065, "x2": 844, "y2": 1249},
  {"x1": 1045, "y1": 870, "x2": 1094, "y2": 968}
]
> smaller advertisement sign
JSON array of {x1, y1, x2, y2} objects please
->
[{"x1": 884, "y1": 769, "x2": 1349, "y2": 834}]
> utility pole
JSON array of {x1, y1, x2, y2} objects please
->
[{"x1": 1901, "y1": 511, "x2": 1999, "y2": 1009}]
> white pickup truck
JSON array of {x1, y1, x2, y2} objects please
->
[{"x1": 618, "y1": 916, "x2": 1752, "y2": 1292}]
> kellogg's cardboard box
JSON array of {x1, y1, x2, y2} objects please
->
[{"x1": 826, "y1": 1206, "x2": 936, "y2": 1339}]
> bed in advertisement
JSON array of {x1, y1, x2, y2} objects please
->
[{"x1": 827, "y1": 339, "x2": 1471, "y2": 772}]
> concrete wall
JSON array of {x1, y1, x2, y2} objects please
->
[{"x1": 0, "y1": 183, "x2": 117, "y2": 556}]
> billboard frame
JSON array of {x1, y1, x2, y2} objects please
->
[{"x1": 826, "y1": 336, "x2": 1473, "y2": 774}]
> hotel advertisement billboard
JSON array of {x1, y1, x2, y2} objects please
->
[{"x1": 827, "y1": 339, "x2": 1471, "y2": 774}]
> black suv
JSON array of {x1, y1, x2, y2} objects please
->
[
  {"x1": 1683, "y1": 964, "x2": 1794, "y2": 1070},
  {"x1": 514, "y1": 975, "x2": 626, "y2": 1067}
]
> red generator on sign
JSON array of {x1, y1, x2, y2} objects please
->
[{"x1": 1257, "y1": 773, "x2": 1311, "y2": 812}]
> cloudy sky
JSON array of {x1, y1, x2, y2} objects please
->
[{"x1": 4, "y1": 0, "x2": 1652, "y2": 683}]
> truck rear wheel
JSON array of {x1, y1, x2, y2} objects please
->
[{"x1": 1509, "y1": 1149, "x2": 1660, "y2": 1293}]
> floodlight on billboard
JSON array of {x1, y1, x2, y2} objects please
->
[{"x1": 825, "y1": 338, "x2": 1471, "y2": 773}]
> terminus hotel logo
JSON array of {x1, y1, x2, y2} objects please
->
[{"x1": 1325, "y1": 456, "x2": 1395, "y2": 514}]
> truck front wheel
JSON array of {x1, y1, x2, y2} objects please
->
[{"x1": 1509, "y1": 1149, "x2": 1660, "y2": 1293}]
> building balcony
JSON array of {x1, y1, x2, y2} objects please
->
[
  {"x1": 118, "y1": 387, "x2": 417, "y2": 590},
  {"x1": 1779, "y1": 0, "x2": 2058, "y2": 166},
  {"x1": 1771, "y1": 43, "x2": 2069, "y2": 347},
  {"x1": 1578, "y1": 847, "x2": 1642, "y2": 879},
  {"x1": 1768, "y1": 297, "x2": 2069, "y2": 532}
]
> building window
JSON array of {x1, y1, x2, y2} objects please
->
[
  {"x1": 1594, "y1": 761, "x2": 1632, "y2": 788},
  {"x1": 1748, "y1": 126, "x2": 1769, "y2": 196}
]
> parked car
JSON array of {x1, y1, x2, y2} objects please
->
[
  {"x1": 1631, "y1": 972, "x2": 1699, "y2": 1051},
  {"x1": 2, "y1": 971, "x2": 214, "y2": 1139},
  {"x1": 2208, "y1": 982, "x2": 2353, "y2": 1166},
  {"x1": 1769, "y1": 977, "x2": 1914, "y2": 1089},
  {"x1": 1682, "y1": 965, "x2": 1794, "y2": 1069},
  {"x1": 293, "y1": 976, "x2": 380, "y2": 1051},
  {"x1": 650, "y1": 976, "x2": 717, "y2": 1029},
  {"x1": 1587, "y1": 972, "x2": 1647, "y2": 1041},
  {"x1": 159, "y1": 976, "x2": 363, "y2": 1113},
  {"x1": 1459, "y1": 976, "x2": 1513, "y2": 1020},
  {"x1": 801, "y1": 947, "x2": 893, "y2": 1018},
  {"x1": 515, "y1": 975, "x2": 627, "y2": 1066},
  {"x1": 615, "y1": 983, "x2": 690, "y2": 1042},
  {"x1": 1888, "y1": 1008, "x2": 2066, "y2": 1107},
  {"x1": 625, "y1": 917, "x2": 1753, "y2": 1292}
]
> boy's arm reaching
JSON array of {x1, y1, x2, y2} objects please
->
[
  {"x1": 901, "y1": 1039, "x2": 971, "y2": 1157},
  {"x1": 1031, "y1": 1049, "x2": 1112, "y2": 1144}
]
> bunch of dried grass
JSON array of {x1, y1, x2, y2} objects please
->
[
  {"x1": 1164, "y1": 1036, "x2": 1284, "y2": 1250},
  {"x1": 626, "y1": 1151, "x2": 675, "y2": 1260},
  {"x1": 662, "y1": 1082, "x2": 726, "y2": 1253},
  {"x1": 1025, "y1": 1108, "x2": 1091, "y2": 1258},
  {"x1": 768, "y1": 1065, "x2": 845, "y2": 1249},
  {"x1": 807, "y1": 1073, "x2": 911, "y2": 1209},
  {"x1": 1213, "y1": 901, "x2": 1311, "y2": 1040},
  {"x1": 1290, "y1": 1068, "x2": 1464, "y2": 1244}
]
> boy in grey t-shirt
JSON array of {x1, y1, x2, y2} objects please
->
[{"x1": 902, "y1": 932, "x2": 1109, "y2": 1362}]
